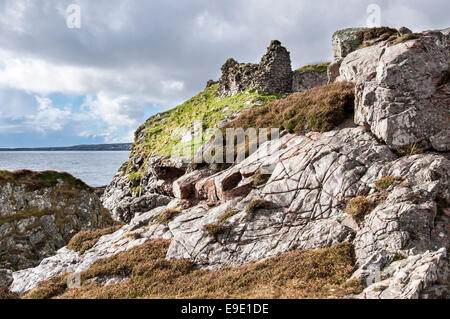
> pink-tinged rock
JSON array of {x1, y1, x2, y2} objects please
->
[{"x1": 173, "y1": 170, "x2": 210, "y2": 199}]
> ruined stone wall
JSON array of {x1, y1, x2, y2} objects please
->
[{"x1": 218, "y1": 40, "x2": 293, "y2": 97}]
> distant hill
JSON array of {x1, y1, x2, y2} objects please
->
[{"x1": 0, "y1": 143, "x2": 131, "y2": 151}]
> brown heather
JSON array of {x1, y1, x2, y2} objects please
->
[
  {"x1": 0, "y1": 169, "x2": 92, "y2": 192},
  {"x1": 24, "y1": 239, "x2": 363, "y2": 299},
  {"x1": 223, "y1": 82, "x2": 355, "y2": 134},
  {"x1": 67, "y1": 226, "x2": 123, "y2": 254}
]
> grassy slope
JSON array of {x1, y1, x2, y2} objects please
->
[
  {"x1": 24, "y1": 239, "x2": 363, "y2": 299},
  {"x1": 127, "y1": 84, "x2": 283, "y2": 177}
]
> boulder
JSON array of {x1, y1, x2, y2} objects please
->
[
  {"x1": 331, "y1": 27, "x2": 367, "y2": 61},
  {"x1": 353, "y1": 155, "x2": 450, "y2": 272},
  {"x1": 173, "y1": 170, "x2": 211, "y2": 199},
  {"x1": 357, "y1": 248, "x2": 449, "y2": 299},
  {"x1": 337, "y1": 31, "x2": 450, "y2": 151}
]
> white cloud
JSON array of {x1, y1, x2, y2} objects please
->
[
  {"x1": 29, "y1": 96, "x2": 72, "y2": 132},
  {"x1": 81, "y1": 92, "x2": 143, "y2": 128}
]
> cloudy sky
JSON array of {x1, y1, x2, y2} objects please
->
[{"x1": 0, "y1": 0, "x2": 448, "y2": 147}]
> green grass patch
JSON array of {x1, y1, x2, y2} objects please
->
[
  {"x1": 131, "y1": 84, "x2": 282, "y2": 161},
  {"x1": 296, "y1": 62, "x2": 331, "y2": 74},
  {"x1": 375, "y1": 176, "x2": 404, "y2": 190}
]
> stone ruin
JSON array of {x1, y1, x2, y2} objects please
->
[{"x1": 218, "y1": 40, "x2": 293, "y2": 97}]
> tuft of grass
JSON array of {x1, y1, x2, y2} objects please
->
[
  {"x1": 203, "y1": 223, "x2": 229, "y2": 240},
  {"x1": 392, "y1": 252, "x2": 406, "y2": 262},
  {"x1": 67, "y1": 226, "x2": 122, "y2": 254},
  {"x1": 345, "y1": 196, "x2": 373, "y2": 222},
  {"x1": 356, "y1": 27, "x2": 398, "y2": 44},
  {"x1": 245, "y1": 200, "x2": 272, "y2": 216},
  {"x1": 251, "y1": 169, "x2": 272, "y2": 187},
  {"x1": 296, "y1": 62, "x2": 331, "y2": 74},
  {"x1": 396, "y1": 143, "x2": 424, "y2": 156},
  {"x1": 217, "y1": 209, "x2": 240, "y2": 224},
  {"x1": 375, "y1": 176, "x2": 404, "y2": 190},
  {"x1": 24, "y1": 240, "x2": 363, "y2": 299},
  {"x1": 155, "y1": 207, "x2": 182, "y2": 225},
  {"x1": 224, "y1": 82, "x2": 355, "y2": 135}
]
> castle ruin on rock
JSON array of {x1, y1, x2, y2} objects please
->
[{"x1": 218, "y1": 40, "x2": 294, "y2": 97}]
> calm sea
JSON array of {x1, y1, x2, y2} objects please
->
[{"x1": 0, "y1": 151, "x2": 130, "y2": 187}]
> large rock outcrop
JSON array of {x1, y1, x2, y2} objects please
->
[
  {"x1": 0, "y1": 170, "x2": 114, "y2": 270},
  {"x1": 334, "y1": 29, "x2": 450, "y2": 151},
  {"x1": 102, "y1": 157, "x2": 185, "y2": 222}
]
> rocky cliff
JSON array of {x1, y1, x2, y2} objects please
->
[
  {"x1": 4, "y1": 26, "x2": 450, "y2": 299},
  {"x1": 0, "y1": 170, "x2": 114, "y2": 270}
]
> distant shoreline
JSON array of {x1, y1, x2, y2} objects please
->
[{"x1": 0, "y1": 143, "x2": 131, "y2": 152}]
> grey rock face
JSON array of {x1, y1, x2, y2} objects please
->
[
  {"x1": 353, "y1": 155, "x2": 450, "y2": 270},
  {"x1": 102, "y1": 156, "x2": 186, "y2": 222},
  {"x1": 10, "y1": 204, "x2": 175, "y2": 295},
  {"x1": 218, "y1": 40, "x2": 293, "y2": 97},
  {"x1": 336, "y1": 31, "x2": 450, "y2": 151},
  {"x1": 357, "y1": 248, "x2": 449, "y2": 299},
  {"x1": 292, "y1": 69, "x2": 328, "y2": 92},
  {"x1": 166, "y1": 128, "x2": 397, "y2": 268},
  {"x1": 332, "y1": 27, "x2": 367, "y2": 61},
  {"x1": 0, "y1": 174, "x2": 113, "y2": 270}
]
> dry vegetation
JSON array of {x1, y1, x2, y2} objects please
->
[
  {"x1": 24, "y1": 239, "x2": 363, "y2": 299},
  {"x1": 0, "y1": 288, "x2": 19, "y2": 299},
  {"x1": 345, "y1": 196, "x2": 373, "y2": 222},
  {"x1": 67, "y1": 226, "x2": 123, "y2": 254},
  {"x1": 375, "y1": 176, "x2": 404, "y2": 190},
  {"x1": 223, "y1": 82, "x2": 355, "y2": 134},
  {"x1": 0, "y1": 169, "x2": 91, "y2": 192},
  {"x1": 154, "y1": 207, "x2": 182, "y2": 225},
  {"x1": 245, "y1": 200, "x2": 273, "y2": 215}
]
